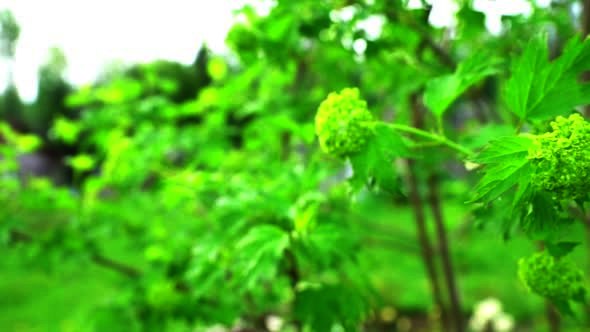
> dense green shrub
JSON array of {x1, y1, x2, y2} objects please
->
[{"x1": 2, "y1": 1, "x2": 590, "y2": 331}]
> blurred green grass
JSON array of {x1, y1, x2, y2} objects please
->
[
  {"x1": 353, "y1": 191, "x2": 589, "y2": 330},
  {"x1": 1, "y1": 192, "x2": 589, "y2": 331},
  {"x1": 0, "y1": 249, "x2": 123, "y2": 332}
]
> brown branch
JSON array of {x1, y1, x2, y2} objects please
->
[
  {"x1": 583, "y1": 0, "x2": 590, "y2": 37},
  {"x1": 546, "y1": 300, "x2": 561, "y2": 332},
  {"x1": 405, "y1": 94, "x2": 450, "y2": 331},
  {"x1": 91, "y1": 253, "x2": 141, "y2": 278},
  {"x1": 406, "y1": 159, "x2": 449, "y2": 331},
  {"x1": 9, "y1": 229, "x2": 141, "y2": 279},
  {"x1": 428, "y1": 174, "x2": 464, "y2": 332}
]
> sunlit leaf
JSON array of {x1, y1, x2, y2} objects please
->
[
  {"x1": 207, "y1": 57, "x2": 228, "y2": 81},
  {"x1": 68, "y1": 154, "x2": 96, "y2": 171},
  {"x1": 233, "y1": 224, "x2": 290, "y2": 290},
  {"x1": 424, "y1": 51, "x2": 501, "y2": 118},
  {"x1": 504, "y1": 34, "x2": 590, "y2": 121},
  {"x1": 52, "y1": 117, "x2": 81, "y2": 144},
  {"x1": 15, "y1": 135, "x2": 41, "y2": 152},
  {"x1": 470, "y1": 136, "x2": 533, "y2": 203}
]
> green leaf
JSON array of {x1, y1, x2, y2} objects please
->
[
  {"x1": 572, "y1": 287, "x2": 587, "y2": 304},
  {"x1": 472, "y1": 160, "x2": 531, "y2": 204},
  {"x1": 522, "y1": 191, "x2": 559, "y2": 240},
  {"x1": 504, "y1": 34, "x2": 590, "y2": 121},
  {"x1": 294, "y1": 283, "x2": 369, "y2": 332},
  {"x1": 470, "y1": 136, "x2": 533, "y2": 204},
  {"x1": 67, "y1": 154, "x2": 96, "y2": 171},
  {"x1": 511, "y1": 171, "x2": 533, "y2": 217},
  {"x1": 551, "y1": 298, "x2": 576, "y2": 318},
  {"x1": 546, "y1": 242, "x2": 580, "y2": 259},
  {"x1": 301, "y1": 224, "x2": 356, "y2": 268},
  {"x1": 424, "y1": 51, "x2": 501, "y2": 117},
  {"x1": 233, "y1": 224, "x2": 290, "y2": 290},
  {"x1": 95, "y1": 78, "x2": 143, "y2": 104},
  {"x1": 472, "y1": 135, "x2": 533, "y2": 164},
  {"x1": 15, "y1": 134, "x2": 41, "y2": 152},
  {"x1": 52, "y1": 117, "x2": 81, "y2": 144},
  {"x1": 207, "y1": 57, "x2": 228, "y2": 81},
  {"x1": 462, "y1": 123, "x2": 514, "y2": 150},
  {"x1": 65, "y1": 85, "x2": 94, "y2": 107},
  {"x1": 349, "y1": 123, "x2": 410, "y2": 194}
]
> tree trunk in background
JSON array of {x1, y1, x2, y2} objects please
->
[
  {"x1": 406, "y1": 94, "x2": 450, "y2": 331},
  {"x1": 406, "y1": 159, "x2": 449, "y2": 331},
  {"x1": 545, "y1": 300, "x2": 560, "y2": 332},
  {"x1": 428, "y1": 174, "x2": 464, "y2": 332},
  {"x1": 582, "y1": 0, "x2": 590, "y2": 36}
]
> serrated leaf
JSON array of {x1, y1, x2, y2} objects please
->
[
  {"x1": 546, "y1": 242, "x2": 580, "y2": 259},
  {"x1": 511, "y1": 172, "x2": 533, "y2": 216},
  {"x1": 473, "y1": 135, "x2": 533, "y2": 164},
  {"x1": 294, "y1": 283, "x2": 369, "y2": 332},
  {"x1": 470, "y1": 136, "x2": 533, "y2": 203},
  {"x1": 233, "y1": 224, "x2": 289, "y2": 290},
  {"x1": 472, "y1": 160, "x2": 532, "y2": 203},
  {"x1": 424, "y1": 51, "x2": 501, "y2": 117},
  {"x1": 504, "y1": 34, "x2": 590, "y2": 121},
  {"x1": 522, "y1": 191, "x2": 559, "y2": 240},
  {"x1": 349, "y1": 123, "x2": 410, "y2": 194}
]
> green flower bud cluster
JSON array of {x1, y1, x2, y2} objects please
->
[
  {"x1": 527, "y1": 113, "x2": 590, "y2": 200},
  {"x1": 315, "y1": 88, "x2": 374, "y2": 157},
  {"x1": 518, "y1": 251, "x2": 586, "y2": 301}
]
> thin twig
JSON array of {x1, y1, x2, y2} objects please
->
[
  {"x1": 9, "y1": 229, "x2": 142, "y2": 278},
  {"x1": 91, "y1": 253, "x2": 141, "y2": 278},
  {"x1": 405, "y1": 94, "x2": 450, "y2": 331},
  {"x1": 428, "y1": 174, "x2": 464, "y2": 332}
]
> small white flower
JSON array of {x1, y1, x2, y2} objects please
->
[
  {"x1": 464, "y1": 161, "x2": 480, "y2": 171},
  {"x1": 493, "y1": 312, "x2": 515, "y2": 332},
  {"x1": 265, "y1": 315, "x2": 284, "y2": 332},
  {"x1": 469, "y1": 297, "x2": 503, "y2": 331},
  {"x1": 475, "y1": 298, "x2": 502, "y2": 320},
  {"x1": 468, "y1": 316, "x2": 487, "y2": 331}
]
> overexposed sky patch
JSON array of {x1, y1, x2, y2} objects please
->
[
  {"x1": 0, "y1": 0, "x2": 547, "y2": 101},
  {"x1": 0, "y1": 0, "x2": 249, "y2": 101}
]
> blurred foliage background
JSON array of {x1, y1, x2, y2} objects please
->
[{"x1": 1, "y1": 1, "x2": 589, "y2": 331}]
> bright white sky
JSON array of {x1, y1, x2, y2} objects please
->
[
  {"x1": 0, "y1": 0, "x2": 550, "y2": 102},
  {"x1": 0, "y1": 0, "x2": 247, "y2": 101}
]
